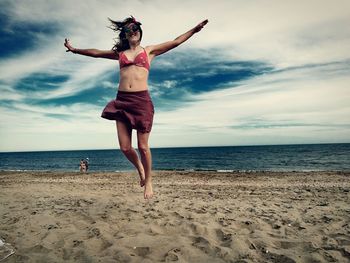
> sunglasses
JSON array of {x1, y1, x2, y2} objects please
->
[{"x1": 124, "y1": 24, "x2": 139, "y2": 35}]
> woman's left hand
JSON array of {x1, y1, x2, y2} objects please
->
[
  {"x1": 64, "y1": 38, "x2": 75, "y2": 52},
  {"x1": 194, "y1": 19, "x2": 209, "y2": 33}
]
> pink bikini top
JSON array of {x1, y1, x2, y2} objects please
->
[{"x1": 119, "y1": 48, "x2": 150, "y2": 71}]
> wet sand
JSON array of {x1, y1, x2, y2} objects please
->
[{"x1": 0, "y1": 171, "x2": 350, "y2": 262}]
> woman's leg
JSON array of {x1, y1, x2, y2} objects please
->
[
  {"x1": 137, "y1": 131, "x2": 153, "y2": 199},
  {"x1": 116, "y1": 121, "x2": 145, "y2": 187}
]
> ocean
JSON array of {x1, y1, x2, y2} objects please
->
[{"x1": 0, "y1": 143, "x2": 349, "y2": 172}]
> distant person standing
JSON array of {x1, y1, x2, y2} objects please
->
[
  {"x1": 79, "y1": 159, "x2": 86, "y2": 173},
  {"x1": 84, "y1": 158, "x2": 89, "y2": 172}
]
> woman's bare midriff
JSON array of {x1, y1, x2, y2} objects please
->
[{"x1": 118, "y1": 66, "x2": 149, "y2": 92}]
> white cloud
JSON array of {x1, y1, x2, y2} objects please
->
[
  {"x1": 150, "y1": 62, "x2": 350, "y2": 146},
  {"x1": 163, "y1": 80, "x2": 177, "y2": 89}
]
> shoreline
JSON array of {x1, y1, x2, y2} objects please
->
[
  {"x1": 1, "y1": 169, "x2": 349, "y2": 174},
  {"x1": 1, "y1": 171, "x2": 350, "y2": 262}
]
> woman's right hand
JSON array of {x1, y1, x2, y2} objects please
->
[
  {"x1": 64, "y1": 38, "x2": 75, "y2": 52},
  {"x1": 193, "y1": 19, "x2": 208, "y2": 33}
]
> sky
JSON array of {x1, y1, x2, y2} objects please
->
[{"x1": 0, "y1": 0, "x2": 350, "y2": 152}]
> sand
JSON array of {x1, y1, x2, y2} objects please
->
[{"x1": 0, "y1": 171, "x2": 350, "y2": 263}]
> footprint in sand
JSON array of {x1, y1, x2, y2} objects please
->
[
  {"x1": 218, "y1": 217, "x2": 231, "y2": 227},
  {"x1": 263, "y1": 251, "x2": 296, "y2": 263},
  {"x1": 72, "y1": 240, "x2": 84, "y2": 247},
  {"x1": 164, "y1": 248, "x2": 182, "y2": 261},
  {"x1": 133, "y1": 246, "x2": 150, "y2": 257},
  {"x1": 87, "y1": 227, "x2": 101, "y2": 238},
  {"x1": 191, "y1": 236, "x2": 220, "y2": 256},
  {"x1": 216, "y1": 229, "x2": 233, "y2": 247}
]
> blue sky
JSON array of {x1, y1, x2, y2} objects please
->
[{"x1": 0, "y1": 0, "x2": 350, "y2": 151}]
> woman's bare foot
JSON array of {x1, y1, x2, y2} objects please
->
[
  {"x1": 139, "y1": 171, "x2": 146, "y2": 187},
  {"x1": 144, "y1": 181, "x2": 153, "y2": 199}
]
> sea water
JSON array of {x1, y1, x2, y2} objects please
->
[{"x1": 0, "y1": 144, "x2": 349, "y2": 172}]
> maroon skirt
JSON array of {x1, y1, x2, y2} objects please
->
[{"x1": 101, "y1": 90, "x2": 154, "y2": 133}]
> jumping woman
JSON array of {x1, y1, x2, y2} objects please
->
[{"x1": 64, "y1": 16, "x2": 208, "y2": 199}]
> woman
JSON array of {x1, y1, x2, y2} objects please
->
[{"x1": 64, "y1": 16, "x2": 208, "y2": 199}]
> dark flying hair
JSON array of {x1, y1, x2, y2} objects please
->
[{"x1": 108, "y1": 16, "x2": 143, "y2": 53}]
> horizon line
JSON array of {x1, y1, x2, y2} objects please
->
[{"x1": 1, "y1": 142, "x2": 349, "y2": 154}]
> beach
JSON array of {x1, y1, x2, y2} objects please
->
[{"x1": 0, "y1": 171, "x2": 349, "y2": 263}]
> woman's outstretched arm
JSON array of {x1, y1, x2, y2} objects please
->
[
  {"x1": 147, "y1": 19, "x2": 208, "y2": 58},
  {"x1": 64, "y1": 38, "x2": 118, "y2": 60}
]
